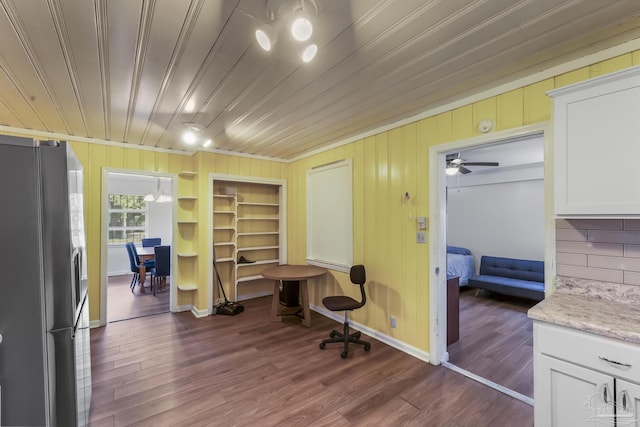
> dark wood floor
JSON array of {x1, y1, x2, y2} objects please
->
[
  {"x1": 89, "y1": 296, "x2": 533, "y2": 426},
  {"x1": 447, "y1": 288, "x2": 535, "y2": 397},
  {"x1": 107, "y1": 274, "x2": 169, "y2": 322}
]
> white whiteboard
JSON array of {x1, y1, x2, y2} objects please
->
[{"x1": 307, "y1": 159, "x2": 352, "y2": 272}]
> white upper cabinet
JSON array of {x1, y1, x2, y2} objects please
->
[{"x1": 550, "y1": 66, "x2": 640, "y2": 216}]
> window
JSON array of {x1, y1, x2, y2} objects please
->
[
  {"x1": 306, "y1": 159, "x2": 353, "y2": 272},
  {"x1": 108, "y1": 194, "x2": 146, "y2": 244}
]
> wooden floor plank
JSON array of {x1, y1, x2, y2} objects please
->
[
  {"x1": 89, "y1": 295, "x2": 533, "y2": 426},
  {"x1": 447, "y1": 288, "x2": 535, "y2": 398}
]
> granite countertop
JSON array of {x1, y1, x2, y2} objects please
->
[{"x1": 528, "y1": 276, "x2": 640, "y2": 345}]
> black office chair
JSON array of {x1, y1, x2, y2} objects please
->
[
  {"x1": 319, "y1": 265, "x2": 371, "y2": 359},
  {"x1": 150, "y1": 245, "x2": 170, "y2": 296}
]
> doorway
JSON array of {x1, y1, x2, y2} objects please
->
[
  {"x1": 100, "y1": 170, "x2": 176, "y2": 324},
  {"x1": 428, "y1": 124, "x2": 552, "y2": 404}
]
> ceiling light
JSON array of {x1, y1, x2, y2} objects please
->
[
  {"x1": 301, "y1": 44, "x2": 317, "y2": 62},
  {"x1": 256, "y1": 25, "x2": 276, "y2": 51},
  {"x1": 251, "y1": 0, "x2": 318, "y2": 62},
  {"x1": 180, "y1": 123, "x2": 211, "y2": 148},
  {"x1": 144, "y1": 179, "x2": 172, "y2": 203},
  {"x1": 291, "y1": 10, "x2": 313, "y2": 41}
]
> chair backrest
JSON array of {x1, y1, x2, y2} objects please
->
[
  {"x1": 125, "y1": 242, "x2": 140, "y2": 273},
  {"x1": 142, "y1": 237, "x2": 161, "y2": 247},
  {"x1": 154, "y1": 245, "x2": 171, "y2": 276},
  {"x1": 350, "y1": 264, "x2": 367, "y2": 306}
]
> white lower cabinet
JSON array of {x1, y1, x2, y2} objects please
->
[{"x1": 534, "y1": 322, "x2": 640, "y2": 427}]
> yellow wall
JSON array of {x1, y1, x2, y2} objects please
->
[
  {"x1": 49, "y1": 142, "x2": 288, "y2": 323},
  {"x1": 4, "y1": 49, "x2": 637, "y2": 338},
  {"x1": 287, "y1": 51, "x2": 640, "y2": 353}
]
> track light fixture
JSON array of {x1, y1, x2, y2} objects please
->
[{"x1": 254, "y1": 0, "x2": 319, "y2": 63}]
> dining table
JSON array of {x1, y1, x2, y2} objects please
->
[
  {"x1": 262, "y1": 264, "x2": 328, "y2": 327},
  {"x1": 137, "y1": 246, "x2": 155, "y2": 285}
]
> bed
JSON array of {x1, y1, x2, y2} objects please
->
[{"x1": 447, "y1": 246, "x2": 475, "y2": 286}]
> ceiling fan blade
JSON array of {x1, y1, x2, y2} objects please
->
[
  {"x1": 458, "y1": 166, "x2": 472, "y2": 174},
  {"x1": 460, "y1": 162, "x2": 499, "y2": 167}
]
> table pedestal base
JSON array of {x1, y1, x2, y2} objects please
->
[{"x1": 270, "y1": 279, "x2": 311, "y2": 327}]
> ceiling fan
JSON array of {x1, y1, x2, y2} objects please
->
[{"x1": 445, "y1": 153, "x2": 499, "y2": 175}]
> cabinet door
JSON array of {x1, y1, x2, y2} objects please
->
[
  {"x1": 535, "y1": 354, "x2": 613, "y2": 427},
  {"x1": 617, "y1": 379, "x2": 640, "y2": 426},
  {"x1": 552, "y1": 67, "x2": 640, "y2": 215}
]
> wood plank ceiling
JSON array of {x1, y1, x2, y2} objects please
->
[{"x1": 0, "y1": 0, "x2": 639, "y2": 160}]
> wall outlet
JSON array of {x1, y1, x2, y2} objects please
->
[
  {"x1": 391, "y1": 316, "x2": 397, "y2": 328},
  {"x1": 416, "y1": 231, "x2": 427, "y2": 243}
]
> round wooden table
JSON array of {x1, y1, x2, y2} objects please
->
[{"x1": 262, "y1": 265, "x2": 327, "y2": 327}]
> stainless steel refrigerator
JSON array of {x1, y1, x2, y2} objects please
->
[{"x1": 0, "y1": 136, "x2": 92, "y2": 426}]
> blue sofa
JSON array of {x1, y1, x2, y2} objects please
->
[{"x1": 467, "y1": 256, "x2": 545, "y2": 301}]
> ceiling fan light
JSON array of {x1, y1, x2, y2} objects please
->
[
  {"x1": 202, "y1": 139, "x2": 212, "y2": 148},
  {"x1": 182, "y1": 129, "x2": 198, "y2": 145},
  {"x1": 291, "y1": 12, "x2": 312, "y2": 41},
  {"x1": 301, "y1": 44, "x2": 317, "y2": 62},
  {"x1": 144, "y1": 191, "x2": 155, "y2": 202},
  {"x1": 445, "y1": 165, "x2": 459, "y2": 176}
]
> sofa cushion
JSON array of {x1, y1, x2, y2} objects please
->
[{"x1": 478, "y1": 256, "x2": 544, "y2": 283}]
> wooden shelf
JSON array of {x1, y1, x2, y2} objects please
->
[
  {"x1": 179, "y1": 171, "x2": 197, "y2": 177},
  {"x1": 238, "y1": 202, "x2": 278, "y2": 207},
  {"x1": 213, "y1": 210, "x2": 235, "y2": 214},
  {"x1": 214, "y1": 241, "x2": 235, "y2": 247},
  {"x1": 237, "y1": 274, "x2": 268, "y2": 283},
  {"x1": 237, "y1": 217, "x2": 279, "y2": 221},
  {"x1": 238, "y1": 245, "x2": 279, "y2": 252},
  {"x1": 178, "y1": 196, "x2": 197, "y2": 201},
  {"x1": 215, "y1": 257, "x2": 235, "y2": 263},
  {"x1": 178, "y1": 220, "x2": 197, "y2": 224},
  {"x1": 214, "y1": 226, "x2": 235, "y2": 231},
  {"x1": 237, "y1": 259, "x2": 279, "y2": 267},
  {"x1": 177, "y1": 252, "x2": 198, "y2": 258},
  {"x1": 237, "y1": 231, "x2": 279, "y2": 236},
  {"x1": 177, "y1": 283, "x2": 198, "y2": 291},
  {"x1": 213, "y1": 194, "x2": 235, "y2": 199}
]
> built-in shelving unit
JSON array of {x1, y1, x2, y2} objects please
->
[
  {"x1": 177, "y1": 171, "x2": 198, "y2": 294},
  {"x1": 212, "y1": 177, "x2": 285, "y2": 303}
]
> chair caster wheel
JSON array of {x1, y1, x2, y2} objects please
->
[
  {"x1": 364, "y1": 343, "x2": 371, "y2": 351},
  {"x1": 319, "y1": 342, "x2": 326, "y2": 349},
  {"x1": 341, "y1": 351, "x2": 348, "y2": 359}
]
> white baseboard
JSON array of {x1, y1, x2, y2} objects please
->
[
  {"x1": 443, "y1": 362, "x2": 534, "y2": 406},
  {"x1": 191, "y1": 306, "x2": 210, "y2": 318},
  {"x1": 174, "y1": 304, "x2": 192, "y2": 313},
  {"x1": 89, "y1": 320, "x2": 102, "y2": 329},
  {"x1": 237, "y1": 290, "x2": 272, "y2": 301},
  {"x1": 310, "y1": 304, "x2": 430, "y2": 363}
]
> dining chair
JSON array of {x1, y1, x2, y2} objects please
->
[
  {"x1": 125, "y1": 242, "x2": 141, "y2": 291},
  {"x1": 142, "y1": 237, "x2": 161, "y2": 247},
  {"x1": 151, "y1": 245, "x2": 170, "y2": 296},
  {"x1": 131, "y1": 243, "x2": 155, "y2": 269}
]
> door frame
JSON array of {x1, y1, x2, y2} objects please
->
[
  {"x1": 99, "y1": 168, "x2": 178, "y2": 326},
  {"x1": 428, "y1": 122, "x2": 554, "y2": 365}
]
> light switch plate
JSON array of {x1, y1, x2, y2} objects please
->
[
  {"x1": 416, "y1": 231, "x2": 427, "y2": 243},
  {"x1": 417, "y1": 216, "x2": 427, "y2": 230}
]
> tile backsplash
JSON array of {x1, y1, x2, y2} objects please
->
[{"x1": 557, "y1": 219, "x2": 640, "y2": 286}]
